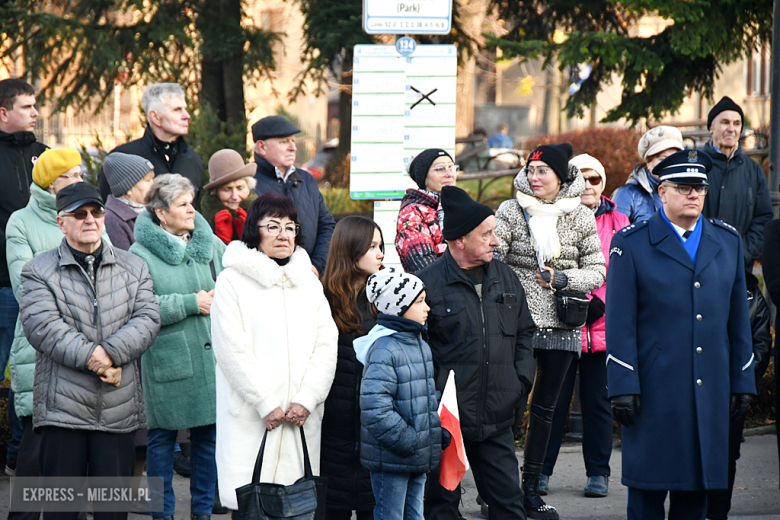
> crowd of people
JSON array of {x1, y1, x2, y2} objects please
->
[{"x1": 0, "y1": 74, "x2": 775, "y2": 520}]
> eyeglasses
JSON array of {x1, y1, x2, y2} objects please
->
[
  {"x1": 258, "y1": 223, "x2": 300, "y2": 236},
  {"x1": 583, "y1": 176, "x2": 602, "y2": 186},
  {"x1": 526, "y1": 167, "x2": 551, "y2": 178},
  {"x1": 59, "y1": 170, "x2": 85, "y2": 181},
  {"x1": 62, "y1": 208, "x2": 106, "y2": 220},
  {"x1": 431, "y1": 164, "x2": 460, "y2": 175},
  {"x1": 665, "y1": 184, "x2": 709, "y2": 196}
]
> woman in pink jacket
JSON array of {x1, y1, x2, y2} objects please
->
[{"x1": 538, "y1": 154, "x2": 629, "y2": 498}]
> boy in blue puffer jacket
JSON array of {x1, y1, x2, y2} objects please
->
[{"x1": 355, "y1": 268, "x2": 443, "y2": 520}]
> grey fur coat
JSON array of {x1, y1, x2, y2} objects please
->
[{"x1": 495, "y1": 164, "x2": 605, "y2": 340}]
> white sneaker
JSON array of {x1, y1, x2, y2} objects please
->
[{"x1": 5, "y1": 465, "x2": 15, "y2": 477}]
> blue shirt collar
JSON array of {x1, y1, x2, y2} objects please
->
[{"x1": 660, "y1": 209, "x2": 703, "y2": 263}]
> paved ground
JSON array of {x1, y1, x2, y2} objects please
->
[{"x1": 0, "y1": 433, "x2": 777, "y2": 519}]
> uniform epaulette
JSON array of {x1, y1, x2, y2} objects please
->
[
  {"x1": 618, "y1": 220, "x2": 648, "y2": 237},
  {"x1": 709, "y1": 219, "x2": 740, "y2": 236}
]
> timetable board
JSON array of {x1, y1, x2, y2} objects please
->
[{"x1": 350, "y1": 44, "x2": 457, "y2": 200}]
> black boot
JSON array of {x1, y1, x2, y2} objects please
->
[{"x1": 522, "y1": 474, "x2": 559, "y2": 520}]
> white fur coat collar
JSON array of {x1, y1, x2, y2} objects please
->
[{"x1": 221, "y1": 241, "x2": 313, "y2": 288}]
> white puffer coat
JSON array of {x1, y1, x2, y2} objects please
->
[
  {"x1": 495, "y1": 164, "x2": 605, "y2": 332},
  {"x1": 211, "y1": 242, "x2": 338, "y2": 510}
]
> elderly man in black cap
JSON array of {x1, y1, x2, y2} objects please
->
[
  {"x1": 251, "y1": 115, "x2": 336, "y2": 276},
  {"x1": 701, "y1": 96, "x2": 772, "y2": 271},
  {"x1": 19, "y1": 183, "x2": 160, "y2": 519},
  {"x1": 606, "y1": 150, "x2": 755, "y2": 520},
  {"x1": 417, "y1": 186, "x2": 536, "y2": 520}
]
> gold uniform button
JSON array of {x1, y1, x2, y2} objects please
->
[
  {"x1": 697, "y1": 379, "x2": 703, "y2": 386},
  {"x1": 696, "y1": 314, "x2": 702, "y2": 321},
  {"x1": 694, "y1": 282, "x2": 700, "y2": 288},
  {"x1": 696, "y1": 347, "x2": 702, "y2": 354}
]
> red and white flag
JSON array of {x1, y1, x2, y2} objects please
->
[{"x1": 437, "y1": 370, "x2": 469, "y2": 490}]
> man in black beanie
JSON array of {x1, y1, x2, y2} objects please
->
[
  {"x1": 702, "y1": 96, "x2": 772, "y2": 271},
  {"x1": 702, "y1": 96, "x2": 773, "y2": 520},
  {"x1": 418, "y1": 186, "x2": 536, "y2": 520}
]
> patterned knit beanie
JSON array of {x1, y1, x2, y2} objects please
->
[{"x1": 366, "y1": 267, "x2": 425, "y2": 317}]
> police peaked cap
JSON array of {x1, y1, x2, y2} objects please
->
[{"x1": 653, "y1": 149, "x2": 713, "y2": 186}]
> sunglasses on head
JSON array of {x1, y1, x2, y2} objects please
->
[{"x1": 62, "y1": 208, "x2": 106, "y2": 220}]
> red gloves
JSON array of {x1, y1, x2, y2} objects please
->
[
  {"x1": 214, "y1": 210, "x2": 233, "y2": 243},
  {"x1": 234, "y1": 207, "x2": 247, "y2": 240},
  {"x1": 214, "y1": 207, "x2": 248, "y2": 243}
]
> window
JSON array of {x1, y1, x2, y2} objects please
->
[{"x1": 746, "y1": 43, "x2": 770, "y2": 97}]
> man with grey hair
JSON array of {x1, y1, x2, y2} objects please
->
[
  {"x1": 20, "y1": 182, "x2": 160, "y2": 519},
  {"x1": 98, "y1": 83, "x2": 203, "y2": 208}
]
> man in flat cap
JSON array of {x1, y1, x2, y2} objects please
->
[
  {"x1": 605, "y1": 150, "x2": 755, "y2": 520},
  {"x1": 19, "y1": 183, "x2": 160, "y2": 518},
  {"x1": 251, "y1": 115, "x2": 335, "y2": 276},
  {"x1": 418, "y1": 186, "x2": 535, "y2": 520},
  {"x1": 701, "y1": 96, "x2": 772, "y2": 271}
]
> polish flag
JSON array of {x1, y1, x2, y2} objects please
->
[{"x1": 438, "y1": 370, "x2": 469, "y2": 490}]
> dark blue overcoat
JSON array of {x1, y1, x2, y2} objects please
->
[{"x1": 605, "y1": 212, "x2": 756, "y2": 491}]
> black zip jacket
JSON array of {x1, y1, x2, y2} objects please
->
[
  {"x1": 702, "y1": 142, "x2": 773, "y2": 269},
  {"x1": 417, "y1": 250, "x2": 536, "y2": 442},
  {"x1": 746, "y1": 273, "x2": 771, "y2": 387},
  {"x1": 0, "y1": 130, "x2": 48, "y2": 287},
  {"x1": 253, "y1": 154, "x2": 335, "y2": 274},
  {"x1": 98, "y1": 126, "x2": 203, "y2": 207}
]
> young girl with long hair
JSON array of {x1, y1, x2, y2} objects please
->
[{"x1": 320, "y1": 216, "x2": 385, "y2": 520}]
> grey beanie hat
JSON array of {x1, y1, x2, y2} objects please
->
[
  {"x1": 103, "y1": 152, "x2": 155, "y2": 197},
  {"x1": 366, "y1": 267, "x2": 425, "y2": 317}
]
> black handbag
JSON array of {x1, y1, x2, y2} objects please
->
[
  {"x1": 554, "y1": 290, "x2": 590, "y2": 328},
  {"x1": 234, "y1": 427, "x2": 327, "y2": 520}
]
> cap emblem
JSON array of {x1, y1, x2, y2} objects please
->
[
  {"x1": 688, "y1": 150, "x2": 698, "y2": 162},
  {"x1": 529, "y1": 150, "x2": 543, "y2": 161}
]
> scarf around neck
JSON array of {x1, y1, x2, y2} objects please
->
[
  {"x1": 515, "y1": 191, "x2": 581, "y2": 263},
  {"x1": 118, "y1": 197, "x2": 147, "y2": 215}
]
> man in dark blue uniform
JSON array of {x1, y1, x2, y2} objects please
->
[{"x1": 604, "y1": 149, "x2": 756, "y2": 520}]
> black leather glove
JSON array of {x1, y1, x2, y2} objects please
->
[
  {"x1": 729, "y1": 394, "x2": 752, "y2": 421},
  {"x1": 586, "y1": 295, "x2": 605, "y2": 325},
  {"x1": 441, "y1": 428, "x2": 452, "y2": 450},
  {"x1": 611, "y1": 394, "x2": 641, "y2": 426}
]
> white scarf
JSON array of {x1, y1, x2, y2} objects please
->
[{"x1": 515, "y1": 191, "x2": 581, "y2": 263}]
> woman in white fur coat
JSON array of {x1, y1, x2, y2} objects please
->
[{"x1": 210, "y1": 193, "x2": 338, "y2": 511}]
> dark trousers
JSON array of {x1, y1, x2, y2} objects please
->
[
  {"x1": 424, "y1": 426, "x2": 525, "y2": 520},
  {"x1": 39, "y1": 426, "x2": 135, "y2": 520},
  {"x1": 541, "y1": 350, "x2": 612, "y2": 477},
  {"x1": 628, "y1": 488, "x2": 707, "y2": 520},
  {"x1": 523, "y1": 349, "x2": 577, "y2": 477},
  {"x1": 7, "y1": 390, "x2": 23, "y2": 464},
  {"x1": 706, "y1": 406, "x2": 748, "y2": 519},
  {"x1": 9, "y1": 417, "x2": 42, "y2": 520}
]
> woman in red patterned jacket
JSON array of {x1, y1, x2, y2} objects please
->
[{"x1": 395, "y1": 149, "x2": 459, "y2": 273}]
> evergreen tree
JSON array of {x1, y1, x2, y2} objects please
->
[
  {"x1": 488, "y1": 0, "x2": 772, "y2": 123},
  {"x1": 0, "y1": 0, "x2": 278, "y2": 132}
]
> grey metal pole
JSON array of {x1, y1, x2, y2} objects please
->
[{"x1": 768, "y1": 0, "x2": 780, "y2": 217}]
